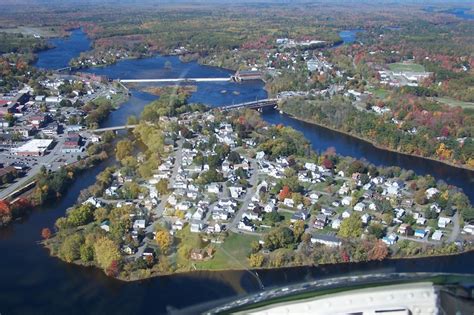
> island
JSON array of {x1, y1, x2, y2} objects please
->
[{"x1": 44, "y1": 89, "x2": 474, "y2": 281}]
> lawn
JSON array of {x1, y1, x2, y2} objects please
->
[
  {"x1": 367, "y1": 87, "x2": 390, "y2": 99},
  {"x1": 435, "y1": 97, "x2": 474, "y2": 109},
  {"x1": 195, "y1": 232, "x2": 259, "y2": 270},
  {"x1": 388, "y1": 62, "x2": 425, "y2": 72}
]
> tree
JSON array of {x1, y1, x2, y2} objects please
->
[
  {"x1": 156, "y1": 230, "x2": 173, "y2": 254},
  {"x1": 293, "y1": 220, "x2": 305, "y2": 241},
  {"x1": 156, "y1": 179, "x2": 169, "y2": 196},
  {"x1": 414, "y1": 189, "x2": 427, "y2": 205},
  {"x1": 80, "y1": 243, "x2": 94, "y2": 262},
  {"x1": 264, "y1": 227, "x2": 295, "y2": 251},
  {"x1": 278, "y1": 185, "x2": 291, "y2": 201},
  {"x1": 250, "y1": 241, "x2": 261, "y2": 254},
  {"x1": 94, "y1": 237, "x2": 121, "y2": 271},
  {"x1": 338, "y1": 214, "x2": 363, "y2": 238},
  {"x1": 67, "y1": 204, "x2": 95, "y2": 227},
  {"x1": 59, "y1": 234, "x2": 83, "y2": 263},
  {"x1": 382, "y1": 212, "x2": 394, "y2": 226},
  {"x1": 249, "y1": 253, "x2": 264, "y2": 267},
  {"x1": 367, "y1": 223, "x2": 385, "y2": 239},
  {"x1": 0, "y1": 200, "x2": 12, "y2": 226},
  {"x1": 115, "y1": 139, "x2": 133, "y2": 162},
  {"x1": 41, "y1": 227, "x2": 52, "y2": 239},
  {"x1": 368, "y1": 240, "x2": 389, "y2": 261}
]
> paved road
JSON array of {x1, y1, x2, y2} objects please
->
[
  {"x1": 133, "y1": 139, "x2": 183, "y2": 259},
  {"x1": 229, "y1": 158, "x2": 259, "y2": 233},
  {"x1": 448, "y1": 212, "x2": 460, "y2": 243},
  {"x1": 0, "y1": 138, "x2": 66, "y2": 199}
]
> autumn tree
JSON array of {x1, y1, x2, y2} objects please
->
[
  {"x1": 278, "y1": 185, "x2": 291, "y2": 201},
  {"x1": 156, "y1": 179, "x2": 169, "y2": 196},
  {"x1": 41, "y1": 227, "x2": 52, "y2": 239},
  {"x1": 368, "y1": 240, "x2": 389, "y2": 261},
  {"x1": 94, "y1": 237, "x2": 121, "y2": 271},
  {"x1": 249, "y1": 253, "x2": 264, "y2": 267},
  {"x1": 293, "y1": 220, "x2": 305, "y2": 241},
  {"x1": 115, "y1": 139, "x2": 133, "y2": 162},
  {"x1": 0, "y1": 200, "x2": 12, "y2": 226},
  {"x1": 156, "y1": 230, "x2": 173, "y2": 254}
]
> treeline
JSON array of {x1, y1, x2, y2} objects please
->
[{"x1": 279, "y1": 96, "x2": 474, "y2": 168}]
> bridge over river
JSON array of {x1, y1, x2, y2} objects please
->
[
  {"x1": 90, "y1": 99, "x2": 278, "y2": 133},
  {"x1": 120, "y1": 77, "x2": 231, "y2": 83}
]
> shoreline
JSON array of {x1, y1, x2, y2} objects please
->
[
  {"x1": 42, "y1": 238, "x2": 474, "y2": 282},
  {"x1": 278, "y1": 109, "x2": 474, "y2": 172}
]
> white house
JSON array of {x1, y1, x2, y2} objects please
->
[
  {"x1": 133, "y1": 219, "x2": 146, "y2": 230},
  {"x1": 331, "y1": 218, "x2": 341, "y2": 229},
  {"x1": 190, "y1": 222, "x2": 204, "y2": 233},
  {"x1": 431, "y1": 230, "x2": 443, "y2": 241},
  {"x1": 283, "y1": 198, "x2": 294, "y2": 208},
  {"x1": 341, "y1": 196, "x2": 352, "y2": 206},
  {"x1": 310, "y1": 234, "x2": 342, "y2": 247},
  {"x1": 354, "y1": 202, "x2": 366, "y2": 212},
  {"x1": 438, "y1": 216, "x2": 451, "y2": 228},
  {"x1": 426, "y1": 187, "x2": 440, "y2": 199}
]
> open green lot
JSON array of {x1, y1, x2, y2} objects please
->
[
  {"x1": 195, "y1": 232, "x2": 259, "y2": 270},
  {"x1": 388, "y1": 62, "x2": 425, "y2": 72},
  {"x1": 435, "y1": 97, "x2": 474, "y2": 109}
]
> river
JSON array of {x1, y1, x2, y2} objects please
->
[{"x1": 0, "y1": 28, "x2": 471, "y2": 315}]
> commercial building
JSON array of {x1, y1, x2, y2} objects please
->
[{"x1": 12, "y1": 139, "x2": 54, "y2": 156}]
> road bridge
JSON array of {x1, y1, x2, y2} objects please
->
[
  {"x1": 220, "y1": 98, "x2": 278, "y2": 111},
  {"x1": 91, "y1": 125, "x2": 137, "y2": 133},
  {"x1": 120, "y1": 78, "x2": 231, "y2": 83}
]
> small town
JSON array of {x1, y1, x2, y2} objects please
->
[
  {"x1": 0, "y1": 72, "x2": 128, "y2": 200},
  {"x1": 47, "y1": 104, "x2": 473, "y2": 280}
]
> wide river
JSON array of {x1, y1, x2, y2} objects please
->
[{"x1": 0, "y1": 29, "x2": 473, "y2": 315}]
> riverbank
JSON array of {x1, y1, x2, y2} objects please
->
[
  {"x1": 278, "y1": 108, "x2": 474, "y2": 172},
  {"x1": 41, "y1": 231, "x2": 473, "y2": 282}
]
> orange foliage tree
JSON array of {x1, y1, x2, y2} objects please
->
[{"x1": 278, "y1": 185, "x2": 291, "y2": 201}]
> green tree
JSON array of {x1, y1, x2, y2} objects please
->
[
  {"x1": 59, "y1": 234, "x2": 83, "y2": 263},
  {"x1": 249, "y1": 253, "x2": 264, "y2": 267},
  {"x1": 156, "y1": 179, "x2": 169, "y2": 196},
  {"x1": 338, "y1": 213, "x2": 363, "y2": 238},
  {"x1": 94, "y1": 237, "x2": 121, "y2": 271},
  {"x1": 263, "y1": 227, "x2": 295, "y2": 251},
  {"x1": 115, "y1": 139, "x2": 133, "y2": 162}
]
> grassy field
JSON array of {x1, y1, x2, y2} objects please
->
[
  {"x1": 435, "y1": 97, "x2": 474, "y2": 109},
  {"x1": 367, "y1": 87, "x2": 390, "y2": 99},
  {"x1": 195, "y1": 232, "x2": 259, "y2": 270},
  {"x1": 388, "y1": 62, "x2": 425, "y2": 72}
]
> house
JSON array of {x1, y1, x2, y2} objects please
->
[
  {"x1": 142, "y1": 248, "x2": 154, "y2": 259},
  {"x1": 291, "y1": 211, "x2": 308, "y2": 223},
  {"x1": 361, "y1": 213, "x2": 371, "y2": 225},
  {"x1": 341, "y1": 196, "x2": 352, "y2": 206},
  {"x1": 438, "y1": 217, "x2": 451, "y2": 228},
  {"x1": 172, "y1": 220, "x2": 184, "y2": 231},
  {"x1": 382, "y1": 234, "x2": 398, "y2": 245},
  {"x1": 416, "y1": 217, "x2": 427, "y2": 225},
  {"x1": 431, "y1": 230, "x2": 443, "y2": 241},
  {"x1": 354, "y1": 202, "x2": 365, "y2": 212},
  {"x1": 342, "y1": 210, "x2": 352, "y2": 219},
  {"x1": 255, "y1": 151, "x2": 265, "y2": 160},
  {"x1": 264, "y1": 200, "x2": 276, "y2": 213},
  {"x1": 425, "y1": 188, "x2": 439, "y2": 199},
  {"x1": 311, "y1": 234, "x2": 342, "y2": 247},
  {"x1": 238, "y1": 217, "x2": 255, "y2": 232},
  {"x1": 462, "y1": 224, "x2": 474, "y2": 235},
  {"x1": 229, "y1": 186, "x2": 245, "y2": 199},
  {"x1": 243, "y1": 211, "x2": 262, "y2": 221},
  {"x1": 133, "y1": 219, "x2": 146, "y2": 230},
  {"x1": 190, "y1": 222, "x2": 204, "y2": 233},
  {"x1": 331, "y1": 218, "x2": 341, "y2": 229},
  {"x1": 283, "y1": 198, "x2": 294, "y2": 208},
  {"x1": 190, "y1": 249, "x2": 207, "y2": 261},
  {"x1": 414, "y1": 229, "x2": 427, "y2": 238},
  {"x1": 314, "y1": 214, "x2": 327, "y2": 229},
  {"x1": 398, "y1": 223, "x2": 412, "y2": 235},
  {"x1": 207, "y1": 183, "x2": 220, "y2": 194},
  {"x1": 100, "y1": 220, "x2": 110, "y2": 232}
]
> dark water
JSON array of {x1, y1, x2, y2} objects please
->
[
  {"x1": 261, "y1": 110, "x2": 474, "y2": 202},
  {"x1": 1, "y1": 28, "x2": 474, "y2": 315},
  {"x1": 34, "y1": 29, "x2": 91, "y2": 70}
]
